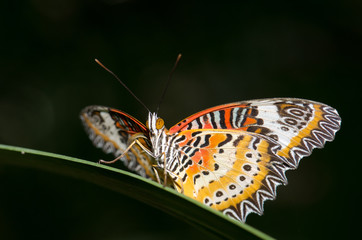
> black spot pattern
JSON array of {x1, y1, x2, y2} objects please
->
[
  {"x1": 217, "y1": 134, "x2": 232, "y2": 147},
  {"x1": 243, "y1": 164, "x2": 252, "y2": 171},
  {"x1": 202, "y1": 171, "x2": 209, "y2": 175},
  {"x1": 216, "y1": 191, "x2": 223, "y2": 197},
  {"x1": 194, "y1": 137, "x2": 201, "y2": 147},
  {"x1": 193, "y1": 174, "x2": 200, "y2": 184},
  {"x1": 233, "y1": 135, "x2": 244, "y2": 147},
  {"x1": 200, "y1": 135, "x2": 211, "y2": 148},
  {"x1": 191, "y1": 131, "x2": 202, "y2": 137}
]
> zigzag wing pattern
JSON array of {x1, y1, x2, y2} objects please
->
[
  {"x1": 168, "y1": 130, "x2": 288, "y2": 222},
  {"x1": 170, "y1": 98, "x2": 341, "y2": 170},
  {"x1": 167, "y1": 98, "x2": 341, "y2": 221}
]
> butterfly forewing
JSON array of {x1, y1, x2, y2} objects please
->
[
  {"x1": 80, "y1": 106, "x2": 156, "y2": 179},
  {"x1": 168, "y1": 98, "x2": 341, "y2": 221}
]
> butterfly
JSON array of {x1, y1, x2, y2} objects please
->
[{"x1": 80, "y1": 98, "x2": 341, "y2": 222}]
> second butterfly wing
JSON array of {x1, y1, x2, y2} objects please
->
[{"x1": 80, "y1": 106, "x2": 156, "y2": 179}]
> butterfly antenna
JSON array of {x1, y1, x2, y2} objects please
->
[
  {"x1": 156, "y1": 53, "x2": 182, "y2": 114},
  {"x1": 95, "y1": 59, "x2": 151, "y2": 113}
]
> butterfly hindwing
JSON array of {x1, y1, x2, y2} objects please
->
[
  {"x1": 171, "y1": 129, "x2": 289, "y2": 221},
  {"x1": 80, "y1": 106, "x2": 156, "y2": 179}
]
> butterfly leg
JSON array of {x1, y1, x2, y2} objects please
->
[
  {"x1": 128, "y1": 133, "x2": 155, "y2": 156},
  {"x1": 152, "y1": 165, "x2": 181, "y2": 190},
  {"x1": 161, "y1": 153, "x2": 168, "y2": 187},
  {"x1": 152, "y1": 165, "x2": 162, "y2": 185},
  {"x1": 99, "y1": 140, "x2": 138, "y2": 164},
  {"x1": 99, "y1": 137, "x2": 154, "y2": 164},
  {"x1": 173, "y1": 180, "x2": 183, "y2": 193},
  {"x1": 163, "y1": 170, "x2": 184, "y2": 193}
]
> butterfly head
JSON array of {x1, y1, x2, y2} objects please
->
[
  {"x1": 146, "y1": 112, "x2": 167, "y2": 155},
  {"x1": 146, "y1": 112, "x2": 165, "y2": 130}
]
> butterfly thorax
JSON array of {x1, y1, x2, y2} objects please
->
[
  {"x1": 147, "y1": 112, "x2": 168, "y2": 158},
  {"x1": 147, "y1": 112, "x2": 182, "y2": 175}
]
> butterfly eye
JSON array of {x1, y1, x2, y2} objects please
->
[
  {"x1": 145, "y1": 120, "x2": 149, "y2": 129},
  {"x1": 156, "y1": 118, "x2": 164, "y2": 130}
]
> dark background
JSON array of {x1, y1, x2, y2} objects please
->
[{"x1": 0, "y1": 1, "x2": 360, "y2": 239}]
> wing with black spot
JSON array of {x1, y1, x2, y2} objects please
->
[
  {"x1": 169, "y1": 98, "x2": 341, "y2": 168},
  {"x1": 167, "y1": 98, "x2": 341, "y2": 221}
]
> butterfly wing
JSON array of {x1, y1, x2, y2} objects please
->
[
  {"x1": 168, "y1": 98, "x2": 341, "y2": 221},
  {"x1": 80, "y1": 106, "x2": 156, "y2": 179},
  {"x1": 170, "y1": 98, "x2": 341, "y2": 168}
]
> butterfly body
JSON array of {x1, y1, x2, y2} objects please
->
[{"x1": 81, "y1": 98, "x2": 341, "y2": 222}]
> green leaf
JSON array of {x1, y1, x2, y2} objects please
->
[{"x1": 0, "y1": 144, "x2": 275, "y2": 240}]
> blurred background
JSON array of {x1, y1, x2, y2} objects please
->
[{"x1": 0, "y1": 0, "x2": 360, "y2": 239}]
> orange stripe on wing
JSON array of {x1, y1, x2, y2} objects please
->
[
  {"x1": 223, "y1": 108, "x2": 233, "y2": 129},
  {"x1": 110, "y1": 108, "x2": 148, "y2": 132},
  {"x1": 169, "y1": 103, "x2": 249, "y2": 134}
]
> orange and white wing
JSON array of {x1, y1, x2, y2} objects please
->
[{"x1": 168, "y1": 98, "x2": 341, "y2": 221}]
